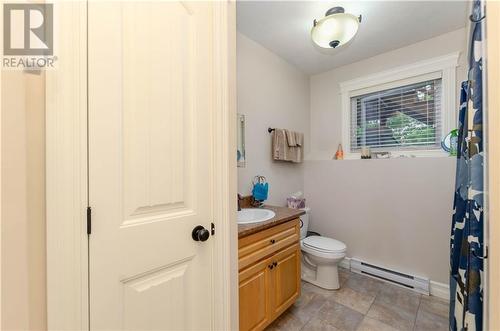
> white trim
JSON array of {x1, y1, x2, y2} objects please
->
[
  {"x1": 46, "y1": 2, "x2": 88, "y2": 330},
  {"x1": 0, "y1": 3, "x2": 3, "y2": 327},
  {"x1": 349, "y1": 71, "x2": 443, "y2": 98},
  {"x1": 340, "y1": 52, "x2": 460, "y2": 157},
  {"x1": 430, "y1": 281, "x2": 450, "y2": 300},
  {"x1": 486, "y1": 3, "x2": 500, "y2": 329},
  {"x1": 340, "y1": 52, "x2": 460, "y2": 93},
  {"x1": 212, "y1": 2, "x2": 238, "y2": 330},
  {"x1": 341, "y1": 150, "x2": 450, "y2": 160}
]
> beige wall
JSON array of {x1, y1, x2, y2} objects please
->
[
  {"x1": 2, "y1": 70, "x2": 46, "y2": 331},
  {"x1": 237, "y1": 32, "x2": 310, "y2": 205},
  {"x1": 304, "y1": 158, "x2": 455, "y2": 283},
  {"x1": 305, "y1": 28, "x2": 468, "y2": 284}
]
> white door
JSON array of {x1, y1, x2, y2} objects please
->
[{"x1": 88, "y1": 2, "x2": 215, "y2": 329}]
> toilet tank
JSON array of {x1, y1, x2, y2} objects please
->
[{"x1": 299, "y1": 207, "x2": 310, "y2": 239}]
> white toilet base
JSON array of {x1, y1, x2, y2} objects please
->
[{"x1": 301, "y1": 261, "x2": 340, "y2": 290}]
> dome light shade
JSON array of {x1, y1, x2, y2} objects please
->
[{"x1": 311, "y1": 7, "x2": 361, "y2": 49}]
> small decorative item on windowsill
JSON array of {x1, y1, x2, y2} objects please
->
[
  {"x1": 372, "y1": 151, "x2": 391, "y2": 159},
  {"x1": 361, "y1": 146, "x2": 371, "y2": 159},
  {"x1": 334, "y1": 144, "x2": 344, "y2": 160}
]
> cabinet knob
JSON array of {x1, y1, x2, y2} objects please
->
[
  {"x1": 268, "y1": 264, "x2": 274, "y2": 270},
  {"x1": 270, "y1": 239, "x2": 276, "y2": 244},
  {"x1": 273, "y1": 261, "x2": 278, "y2": 267}
]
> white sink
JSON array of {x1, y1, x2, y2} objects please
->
[{"x1": 237, "y1": 208, "x2": 276, "y2": 224}]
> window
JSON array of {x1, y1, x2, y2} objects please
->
[
  {"x1": 340, "y1": 53, "x2": 459, "y2": 158},
  {"x1": 350, "y1": 79, "x2": 442, "y2": 152}
]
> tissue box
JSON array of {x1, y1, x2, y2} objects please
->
[{"x1": 287, "y1": 197, "x2": 306, "y2": 209}]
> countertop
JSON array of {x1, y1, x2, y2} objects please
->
[{"x1": 238, "y1": 205, "x2": 305, "y2": 238}]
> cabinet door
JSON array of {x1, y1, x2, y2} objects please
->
[
  {"x1": 270, "y1": 244, "x2": 301, "y2": 318},
  {"x1": 239, "y1": 258, "x2": 272, "y2": 331}
]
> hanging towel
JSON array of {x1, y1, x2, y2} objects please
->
[
  {"x1": 284, "y1": 131, "x2": 304, "y2": 163},
  {"x1": 285, "y1": 130, "x2": 297, "y2": 147},
  {"x1": 272, "y1": 128, "x2": 304, "y2": 163},
  {"x1": 295, "y1": 132, "x2": 303, "y2": 147},
  {"x1": 294, "y1": 132, "x2": 304, "y2": 163},
  {"x1": 272, "y1": 129, "x2": 288, "y2": 161}
]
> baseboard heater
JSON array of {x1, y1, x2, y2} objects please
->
[{"x1": 350, "y1": 258, "x2": 430, "y2": 295}]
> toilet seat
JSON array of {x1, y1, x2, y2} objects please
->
[{"x1": 302, "y1": 236, "x2": 346, "y2": 254}]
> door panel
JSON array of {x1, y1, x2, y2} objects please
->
[
  {"x1": 89, "y1": 2, "x2": 214, "y2": 329},
  {"x1": 122, "y1": 259, "x2": 191, "y2": 330},
  {"x1": 121, "y1": 2, "x2": 194, "y2": 224},
  {"x1": 272, "y1": 244, "x2": 301, "y2": 317},
  {"x1": 239, "y1": 259, "x2": 272, "y2": 331}
]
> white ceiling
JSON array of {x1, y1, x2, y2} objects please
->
[{"x1": 237, "y1": 1, "x2": 469, "y2": 75}]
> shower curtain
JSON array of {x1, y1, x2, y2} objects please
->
[{"x1": 449, "y1": 1, "x2": 485, "y2": 330}]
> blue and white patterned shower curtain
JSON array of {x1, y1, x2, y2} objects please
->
[{"x1": 449, "y1": 1, "x2": 485, "y2": 330}]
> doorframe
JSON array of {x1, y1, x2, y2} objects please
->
[
  {"x1": 211, "y1": 1, "x2": 238, "y2": 330},
  {"x1": 0, "y1": 3, "x2": 3, "y2": 328},
  {"x1": 486, "y1": 1, "x2": 500, "y2": 330},
  {"x1": 46, "y1": 1, "x2": 88, "y2": 330},
  {"x1": 45, "y1": 1, "x2": 237, "y2": 330}
]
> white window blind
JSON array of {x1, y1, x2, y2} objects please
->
[{"x1": 350, "y1": 79, "x2": 442, "y2": 152}]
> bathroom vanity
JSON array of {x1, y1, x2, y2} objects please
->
[{"x1": 238, "y1": 206, "x2": 305, "y2": 331}]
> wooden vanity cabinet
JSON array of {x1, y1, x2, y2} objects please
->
[
  {"x1": 270, "y1": 244, "x2": 301, "y2": 318},
  {"x1": 239, "y1": 256, "x2": 273, "y2": 331},
  {"x1": 238, "y1": 219, "x2": 301, "y2": 331}
]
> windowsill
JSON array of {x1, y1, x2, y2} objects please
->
[{"x1": 342, "y1": 150, "x2": 452, "y2": 160}]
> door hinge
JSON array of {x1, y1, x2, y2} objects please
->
[
  {"x1": 87, "y1": 206, "x2": 92, "y2": 235},
  {"x1": 211, "y1": 222, "x2": 215, "y2": 236}
]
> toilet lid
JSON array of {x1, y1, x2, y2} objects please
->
[{"x1": 303, "y1": 236, "x2": 346, "y2": 253}]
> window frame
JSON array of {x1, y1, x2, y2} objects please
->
[{"x1": 340, "y1": 52, "x2": 460, "y2": 159}]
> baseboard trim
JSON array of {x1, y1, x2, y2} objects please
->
[
  {"x1": 339, "y1": 257, "x2": 449, "y2": 300},
  {"x1": 429, "y1": 280, "x2": 450, "y2": 300}
]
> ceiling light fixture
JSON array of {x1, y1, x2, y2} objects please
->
[{"x1": 311, "y1": 7, "x2": 362, "y2": 49}]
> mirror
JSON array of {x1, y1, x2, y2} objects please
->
[{"x1": 237, "y1": 114, "x2": 246, "y2": 167}]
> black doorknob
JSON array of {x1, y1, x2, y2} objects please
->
[{"x1": 192, "y1": 225, "x2": 210, "y2": 242}]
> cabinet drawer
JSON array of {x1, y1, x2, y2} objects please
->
[{"x1": 238, "y1": 219, "x2": 300, "y2": 271}]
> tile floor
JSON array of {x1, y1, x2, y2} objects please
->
[{"x1": 266, "y1": 269, "x2": 449, "y2": 331}]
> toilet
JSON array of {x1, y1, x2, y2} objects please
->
[{"x1": 300, "y1": 208, "x2": 347, "y2": 290}]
